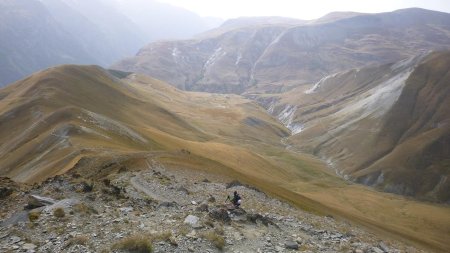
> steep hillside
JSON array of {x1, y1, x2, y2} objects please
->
[
  {"x1": 0, "y1": 0, "x2": 94, "y2": 87},
  {"x1": 258, "y1": 51, "x2": 450, "y2": 203},
  {"x1": 113, "y1": 8, "x2": 450, "y2": 94},
  {"x1": 0, "y1": 0, "x2": 222, "y2": 87},
  {"x1": 39, "y1": 0, "x2": 145, "y2": 65},
  {"x1": 0, "y1": 65, "x2": 288, "y2": 183}
]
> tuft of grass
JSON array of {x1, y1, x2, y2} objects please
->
[
  {"x1": 214, "y1": 225, "x2": 224, "y2": 236},
  {"x1": 151, "y1": 231, "x2": 172, "y2": 242},
  {"x1": 201, "y1": 231, "x2": 225, "y2": 250},
  {"x1": 112, "y1": 235, "x2": 153, "y2": 253},
  {"x1": 65, "y1": 235, "x2": 89, "y2": 248},
  {"x1": 53, "y1": 207, "x2": 65, "y2": 218},
  {"x1": 178, "y1": 225, "x2": 190, "y2": 236},
  {"x1": 28, "y1": 211, "x2": 40, "y2": 222},
  {"x1": 73, "y1": 202, "x2": 98, "y2": 216}
]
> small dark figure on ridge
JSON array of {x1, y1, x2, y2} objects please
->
[{"x1": 230, "y1": 191, "x2": 241, "y2": 208}]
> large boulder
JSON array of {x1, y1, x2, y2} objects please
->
[
  {"x1": 26, "y1": 195, "x2": 56, "y2": 209},
  {"x1": 184, "y1": 215, "x2": 203, "y2": 229},
  {"x1": 0, "y1": 177, "x2": 19, "y2": 199},
  {"x1": 0, "y1": 187, "x2": 13, "y2": 199}
]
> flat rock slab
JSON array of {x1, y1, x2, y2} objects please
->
[
  {"x1": 285, "y1": 240, "x2": 299, "y2": 250},
  {"x1": 43, "y1": 199, "x2": 80, "y2": 213},
  {"x1": 27, "y1": 195, "x2": 56, "y2": 209},
  {"x1": 0, "y1": 211, "x2": 28, "y2": 227}
]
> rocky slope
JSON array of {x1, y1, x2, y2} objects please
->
[
  {"x1": 113, "y1": 8, "x2": 450, "y2": 94},
  {"x1": 0, "y1": 161, "x2": 426, "y2": 253},
  {"x1": 255, "y1": 51, "x2": 450, "y2": 203}
]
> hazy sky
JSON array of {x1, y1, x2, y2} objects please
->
[{"x1": 157, "y1": 0, "x2": 450, "y2": 19}]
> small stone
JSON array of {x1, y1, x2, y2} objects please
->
[
  {"x1": 119, "y1": 207, "x2": 133, "y2": 214},
  {"x1": 10, "y1": 236, "x2": 21, "y2": 244},
  {"x1": 354, "y1": 249, "x2": 364, "y2": 253},
  {"x1": 191, "y1": 201, "x2": 197, "y2": 205},
  {"x1": 169, "y1": 236, "x2": 178, "y2": 246},
  {"x1": 208, "y1": 196, "x2": 216, "y2": 203},
  {"x1": 186, "y1": 230, "x2": 197, "y2": 239},
  {"x1": 379, "y1": 242, "x2": 390, "y2": 252},
  {"x1": 22, "y1": 243, "x2": 36, "y2": 250},
  {"x1": 275, "y1": 246, "x2": 284, "y2": 252},
  {"x1": 177, "y1": 187, "x2": 189, "y2": 195},
  {"x1": 195, "y1": 203, "x2": 209, "y2": 212},
  {"x1": 188, "y1": 247, "x2": 195, "y2": 252},
  {"x1": 285, "y1": 241, "x2": 299, "y2": 250},
  {"x1": 372, "y1": 247, "x2": 384, "y2": 253}
]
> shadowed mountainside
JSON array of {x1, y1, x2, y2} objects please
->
[
  {"x1": 0, "y1": 0, "x2": 95, "y2": 87},
  {"x1": 0, "y1": 0, "x2": 223, "y2": 87}
]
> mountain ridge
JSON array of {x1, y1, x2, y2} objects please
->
[{"x1": 113, "y1": 8, "x2": 450, "y2": 94}]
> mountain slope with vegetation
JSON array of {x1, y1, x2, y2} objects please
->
[{"x1": 0, "y1": 65, "x2": 449, "y2": 252}]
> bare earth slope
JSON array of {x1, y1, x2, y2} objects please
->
[
  {"x1": 258, "y1": 51, "x2": 450, "y2": 203},
  {"x1": 113, "y1": 8, "x2": 450, "y2": 94}
]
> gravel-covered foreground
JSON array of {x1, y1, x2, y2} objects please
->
[{"x1": 0, "y1": 163, "x2": 426, "y2": 253}]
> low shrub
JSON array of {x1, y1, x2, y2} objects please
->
[
  {"x1": 53, "y1": 207, "x2": 65, "y2": 218},
  {"x1": 28, "y1": 211, "x2": 40, "y2": 222}
]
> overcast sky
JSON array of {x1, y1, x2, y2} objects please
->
[{"x1": 157, "y1": 0, "x2": 450, "y2": 19}]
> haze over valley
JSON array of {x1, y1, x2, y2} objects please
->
[{"x1": 1, "y1": 1, "x2": 450, "y2": 252}]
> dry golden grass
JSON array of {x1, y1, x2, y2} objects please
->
[
  {"x1": 201, "y1": 231, "x2": 225, "y2": 250},
  {"x1": 111, "y1": 234, "x2": 153, "y2": 253},
  {"x1": 1, "y1": 65, "x2": 449, "y2": 252},
  {"x1": 65, "y1": 235, "x2": 89, "y2": 248}
]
